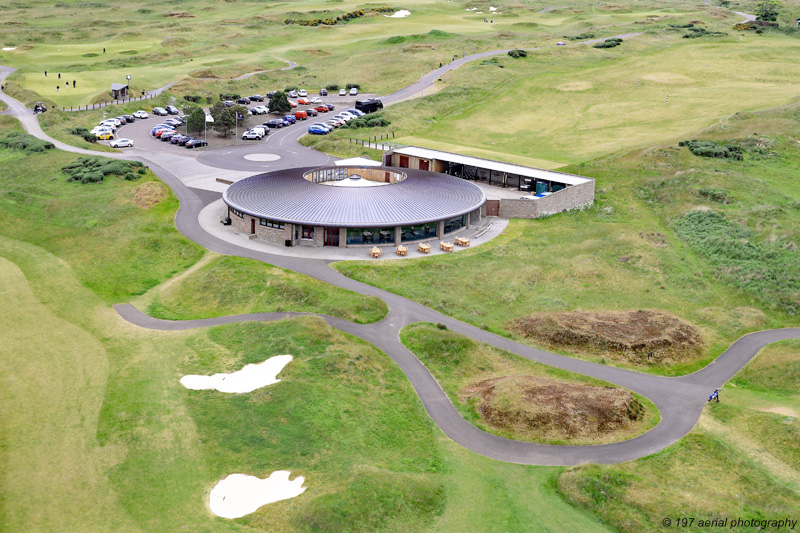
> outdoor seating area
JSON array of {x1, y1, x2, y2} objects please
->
[
  {"x1": 370, "y1": 247, "x2": 381, "y2": 258},
  {"x1": 455, "y1": 236, "x2": 470, "y2": 247},
  {"x1": 418, "y1": 243, "x2": 431, "y2": 254},
  {"x1": 440, "y1": 242, "x2": 454, "y2": 252},
  {"x1": 396, "y1": 245, "x2": 408, "y2": 256}
]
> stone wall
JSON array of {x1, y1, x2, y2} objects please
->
[
  {"x1": 232, "y1": 213, "x2": 292, "y2": 244},
  {"x1": 498, "y1": 180, "x2": 594, "y2": 219}
]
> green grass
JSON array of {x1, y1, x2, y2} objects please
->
[
  {"x1": 557, "y1": 333, "x2": 800, "y2": 531},
  {"x1": 139, "y1": 253, "x2": 388, "y2": 324},
  {"x1": 335, "y1": 101, "x2": 800, "y2": 376},
  {"x1": 400, "y1": 323, "x2": 659, "y2": 444}
]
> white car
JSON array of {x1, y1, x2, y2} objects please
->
[
  {"x1": 556, "y1": 41, "x2": 566, "y2": 46},
  {"x1": 346, "y1": 109, "x2": 365, "y2": 116},
  {"x1": 110, "y1": 138, "x2": 134, "y2": 148},
  {"x1": 334, "y1": 114, "x2": 353, "y2": 122},
  {"x1": 249, "y1": 126, "x2": 267, "y2": 135},
  {"x1": 339, "y1": 112, "x2": 358, "y2": 120},
  {"x1": 253, "y1": 105, "x2": 269, "y2": 115},
  {"x1": 298, "y1": 89, "x2": 307, "y2": 97},
  {"x1": 90, "y1": 126, "x2": 113, "y2": 136},
  {"x1": 313, "y1": 122, "x2": 331, "y2": 132},
  {"x1": 338, "y1": 88, "x2": 346, "y2": 96},
  {"x1": 349, "y1": 87, "x2": 358, "y2": 96},
  {"x1": 242, "y1": 130, "x2": 264, "y2": 140},
  {"x1": 133, "y1": 110, "x2": 149, "y2": 119},
  {"x1": 310, "y1": 97, "x2": 322, "y2": 104},
  {"x1": 288, "y1": 90, "x2": 298, "y2": 98}
]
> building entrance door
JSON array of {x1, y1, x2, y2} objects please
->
[
  {"x1": 324, "y1": 228, "x2": 339, "y2": 247},
  {"x1": 399, "y1": 155, "x2": 409, "y2": 168},
  {"x1": 251, "y1": 218, "x2": 256, "y2": 234},
  {"x1": 485, "y1": 200, "x2": 500, "y2": 216},
  {"x1": 419, "y1": 159, "x2": 429, "y2": 171}
]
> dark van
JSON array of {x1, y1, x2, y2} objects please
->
[{"x1": 355, "y1": 99, "x2": 383, "y2": 114}]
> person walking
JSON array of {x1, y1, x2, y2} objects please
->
[
  {"x1": 73, "y1": 80, "x2": 76, "y2": 88},
  {"x1": 103, "y1": 47, "x2": 106, "y2": 54},
  {"x1": 56, "y1": 85, "x2": 59, "y2": 93},
  {"x1": 58, "y1": 73, "x2": 61, "y2": 80},
  {"x1": 44, "y1": 70, "x2": 47, "y2": 77}
]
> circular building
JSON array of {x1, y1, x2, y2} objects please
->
[{"x1": 223, "y1": 165, "x2": 486, "y2": 247}]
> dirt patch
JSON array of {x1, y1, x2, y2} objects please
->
[
  {"x1": 640, "y1": 231, "x2": 669, "y2": 247},
  {"x1": 509, "y1": 309, "x2": 704, "y2": 364},
  {"x1": 163, "y1": 11, "x2": 195, "y2": 18},
  {"x1": 302, "y1": 49, "x2": 331, "y2": 56},
  {"x1": 557, "y1": 81, "x2": 593, "y2": 91},
  {"x1": 132, "y1": 182, "x2": 168, "y2": 209},
  {"x1": 404, "y1": 44, "x2": 436, "y2": 51},
  {"x1": 461, "y1": 375, "x2": 646, "y2": 441}
]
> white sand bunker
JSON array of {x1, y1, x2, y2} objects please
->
[
  {"x1": 2, "y1": 47, "x2": 17, "y2": 51},
  {"x1": 489, "y1": 6, "x2": 497, "y2": 11},
  {"x1": 210, "y1": 471, "x2": 306, "y2": 519},
  {"x1": 643, "y1": 72, "x2": 693, "y2": 84},
  {"x1": 180, "y1": 354, "x2": 292, "y2": 393},
  {"x1": 385, "y1": 9, "x2": 410, "y2": 17},
  {"x1": 557, "y1": 81, "x2": 593, "y2": 91}
]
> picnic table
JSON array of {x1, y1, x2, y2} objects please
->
[
  {"x1": 440, "y1": 242, "x2": 454, "y2": 252},
  {"x1": 418, "y1": 243, "x2": 431, "y2": 254},
  {"x1": 455, "y1": 236, "x2": 470, "y2": 247},
  {"x1": 370, "y1": 247, "x2": 381, "y2": 258},
  {"x1": 396, "y1": 245, "x2": 408, "y2": 256}
]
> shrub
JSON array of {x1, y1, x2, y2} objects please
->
[
  {"x1": 507, "y1": 49, "x2": 527, "y2": 58},
  {"x1": 345, "y1": 83, "x2": 360, "y2": 90},
  {"x1": 183, "y1": 95, "x2": 203, "y2": 103},
  {"x1": 565, "y1": 32, "x2": 595, "y2": 40},
  {"x1": 62, "y1": 157, "x2": 144, "y2": 184},
  {"x1": 346, "y1": 114, "x2": 390, "y2": 128},
  {"x1": 697, "y1": 187, "x2": 733, "y2": 204},
  {"x1": 283, "y1": 86, "x2": 298, "y2": 93},
  {"x1": 67, "y1": 127, "x2": 97, "y2": 143},
  {"x1": 138, "y1": 8, "x2": 153, "y2": 13},
  {"x1": 218, "y1": 93, "x2": 240, "y2": 101},
  {"x1": 81, "y1": 52, "x2": 99, "y2": 57},
  {"x1": 592, "y1": 40, "x2": 620, "y2": 49},
  {"x1": 0, "y1": 132, "x2": 55, "y2": 152},
  {"x1": 683, "y1": 27, "x2": 726, "y2": 38},
  {"x1": 326, "y1": 84, "x2": 339, "y2": 91},
  {"x1": 684, "y1": 140, "x2": 743, "y2": 160}
]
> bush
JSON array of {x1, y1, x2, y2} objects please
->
[
  {"x1": 565, "y1": 32, "x2": 595, "y2": 40},
  {"x1": 684, "y1": 140, "x2": 743, "y2": 160},
  {"x1": 68, "y1": 127, "x2": 98, "y2": 143},
  {"x1": 218, "y1": 93, "x2": 240, "y2": 101},
  {"x1": 683, "y1": 27, "x2": 726, "y2": 38},
  {"x1": 183, "y1": 95, "x2": 203, "y2": 103},
  {"x1": 326, "y1": 84, "x2": 339, "y2": 91},
  {"x1": 62, "y1": 157, "x2": 144, "y2": 184},
  {"x1": 345, "y1": 83, "x2": 360, "y2": 90},
  {"x1": 697, "y1": 187, "x2": 733, "y2": 204},
  {"x1": 593, "y1": 39, "x2": 621, "y2": 49},
  {"x1": 346, "y1": 115, "x2": 390, "y2": 128},
  {"x1": 507, "y1": 49, "x2": 527, "y2": 58},
  {"x1": 0, "y1": 132, "x2": 55, "y2": 152}
]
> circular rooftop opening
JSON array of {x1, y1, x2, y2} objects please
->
[{"x1": 303, "y1": 166, "x2": 407, "y2": 187}]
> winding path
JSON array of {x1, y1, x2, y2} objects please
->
[{"x1": 1, "y1": 21, "x2": 797, "y2": 466}]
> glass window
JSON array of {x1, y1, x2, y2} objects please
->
[
  {"x1": 301, "y1": 225, "x2": 314, "y2": 240},
  {"x1": 230, "y1": 208, "x2": 244, "y2": 218},
  {"x1": 259, "y1": 218, "x2": 285, "y2": 229},
  {"x1": 400, "y1": 223, "x2": 437, "y2": 243},
  {"x1": 443, "y1": 215, "x2": 465, "y2": 234},
  {"x1": 346, "y1": 227, "x2": 392, "y2": 245}
]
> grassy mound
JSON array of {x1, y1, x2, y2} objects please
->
[
  {"x1": 401, "y1": 323, "x2": 658, "y2": 445},
  {"x1": 144, "y1": 254, "x2": 387, "y2": 324},
  {"x1": 509, "y1": 310, "x2": 704, "y2": 365},
  {"x1": 462, "y1": 375, "x2": 646, "y2": 442}
]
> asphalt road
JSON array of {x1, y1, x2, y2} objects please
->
[{"x1": 2, "y1": 24, "x2": 797, "y2": 465}]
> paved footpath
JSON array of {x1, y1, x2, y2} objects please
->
[{"x1": 1, "y1": 23, "x2": 797, "y2": 465}]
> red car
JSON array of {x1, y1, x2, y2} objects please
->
[
  {"x1": 297, "y1": 98, "x2": 311, "y2": 105},
  {"x1": 289, "y1": 101, "x2": 297, "y2": 108},
  {"x1": 314, "y1": 105, "x2": 328, "y2": 113}
]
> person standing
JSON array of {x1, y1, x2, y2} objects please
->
[
  {"x1": 103, "y1": 47, "x2": 106, "y2": 54},
  {"x1": 58, "y1": 73, "x2": 61, "y2": 80},
  {"x1": 56, "y1": 85, "x2": 59, "y2": 93},
  {"x1": 44, "y1": 70, "x2": 47, "y2": 77},
  {"x1": 73, "y1": 80, "x2": 76, "y2": 88}
]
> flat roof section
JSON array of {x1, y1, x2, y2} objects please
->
[{"x1": 391, "y1": 146, "x2": 592, "y2": 186}]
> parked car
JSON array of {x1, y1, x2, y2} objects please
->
[
  {"x1": 249, "y1": 94, "x2": 265, "y2": 102},
  {"x1": 153, "y1": 107, "x2": 168, "y2": 116},
  {"x1": 165, "y1": 105, "x2": 180, "y2": 115},
  {"x1": 288, "y1": 90, "x2": 298, "y2": 98},
  {"x1": 223, "y1": 100, "x2": 235, "y2": 107},
  {"x1": 324, "y1": 103, "x2": 335, "y2": 111},
  {"x1": 242, "y1": 129, "x2": 264, "y2": 140},
  {"x1": 164, "y1": 117, "x2": 183, "y2": 127},
  {"x1": 283, "y1": 115, "x2": 297, "y2": 124},
  {"x1": 298, "y1": 89, "x2": 307, "y2": 97},
  {"x1": 289, "y1": 101, "x2": 297, "y2": 108},
  {"x1": 295, "y1": 110, "x2": 308, "y2": 120},
  {"x1": 122, "y1": 114, "x2": 136, "y2": 123},
  {"x1": 133, "y1": 110, "x2": 149, "y2": 119},
  {"x1": 346, "y1": 108, "x2": 365, "y2": 116},
  {"x1": 339, "y1": 112, "x2": 358, "y2": 120},
  {"x1": 236, "y1": 97, "x2": 251, "y2": 105},
  {"x1": 312, "y1": 122, "x2": 332, "y2": 132},
  {"x1": 249, "y1": 126, "x2": 268, "y2": 135},
  {"x1": 90, "y1": 126, "x2": 113, "y2": 136},
  {"x1": 314, "y1": 105, "x2": 329, "y2": 113},
  {"x1": 96, "y1": 131, "x2": 114, "y2": 140},
  {"x1": 349, "y1": 87, "x2": 358, "y2": 96},
  {"x1": 267, "y1": 91, "x2": 276, "y2": 98},
  {"x1": 98, "y1": 121, "x2": 117, "y2": 131},
  {"x1": 308, "y1": 125, "x2": 330, "y2": 135},
  {"x1": 170, "y1": 134, "x2": 190, "y2": 145},
  {"x1": 264, "y1": 119, "x2": 284, "y2": 128},
  {"x1": 110, "y1": 138, "x2": 134, "y2": 148},
  {"x1": 339, "y1": 88, "x2": 347, "y2": 96},
  {"x1": 160, "y1": 131, "x2": 178, "y2": 142},
  {"x1": 319, "y1": 88, "x2": 328, "y2": 96},
  {"x1": 324, "y1": 120, "x2": 340, "y2": 129},
  {"x1": 176, "y1": 135, "x2": 195, "y2": 146},
  {"x1": 103, "y1": 117, "x2": 122, "y2": 127},
  {"x1": 556, "y1": 41, "x2": 566, "y2": 46},
  {"x1": 354, "y1": 99, "x2": 383, "y2": 113},
  {"x1": 306, "y1": 108, "x2": 318, "y2": 117},
  {"x1": 252, "y1": 105, "x2": 269, "y2": 115},
  {"x1": 185, "y1": 139, "x2": 208, "y2": 148},
  {"x1": 297, "y1": 98, "x2": 311, "y2": 105},
  {"x1": 334, "y1": 114, "x2": 353, "y2": 122},
  {"x1": 154, "y1": 128, "x2": 175, "y2": 138},
  {"x1": 311, "y1": 97, "x2": 322, "y2": 104},
  {"x1": 33, "y1": 102, "x2": 47, "y2": 114}
]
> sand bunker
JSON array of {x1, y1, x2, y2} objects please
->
[
  {"x1": 209, "y1": 471, "x2": 306, "y2": 519},
  {"x1": 462, "y1": 375, "x2": 646, "y2": 441},
  {"x1": 643, "y1": 72, "x2": 693, "y2": 84},
  {"x1": 180, "y1": 355, "x2": 292, "y2": 393},
  {"x1": 2, "y1": 47, "x2": 17, "y2": 51},
  {"x1": 509, "y1": 309, "x2": 704, "y2": 364},
  {"x1": 557, "y1": 81, "x2": 593, "y2": 91},
  {"x1": 489, "y1": 6, "x2": 497, "y2": 10},
  {"x1": 385, "y1": 10, "x2": 410, "y2": 17}
]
